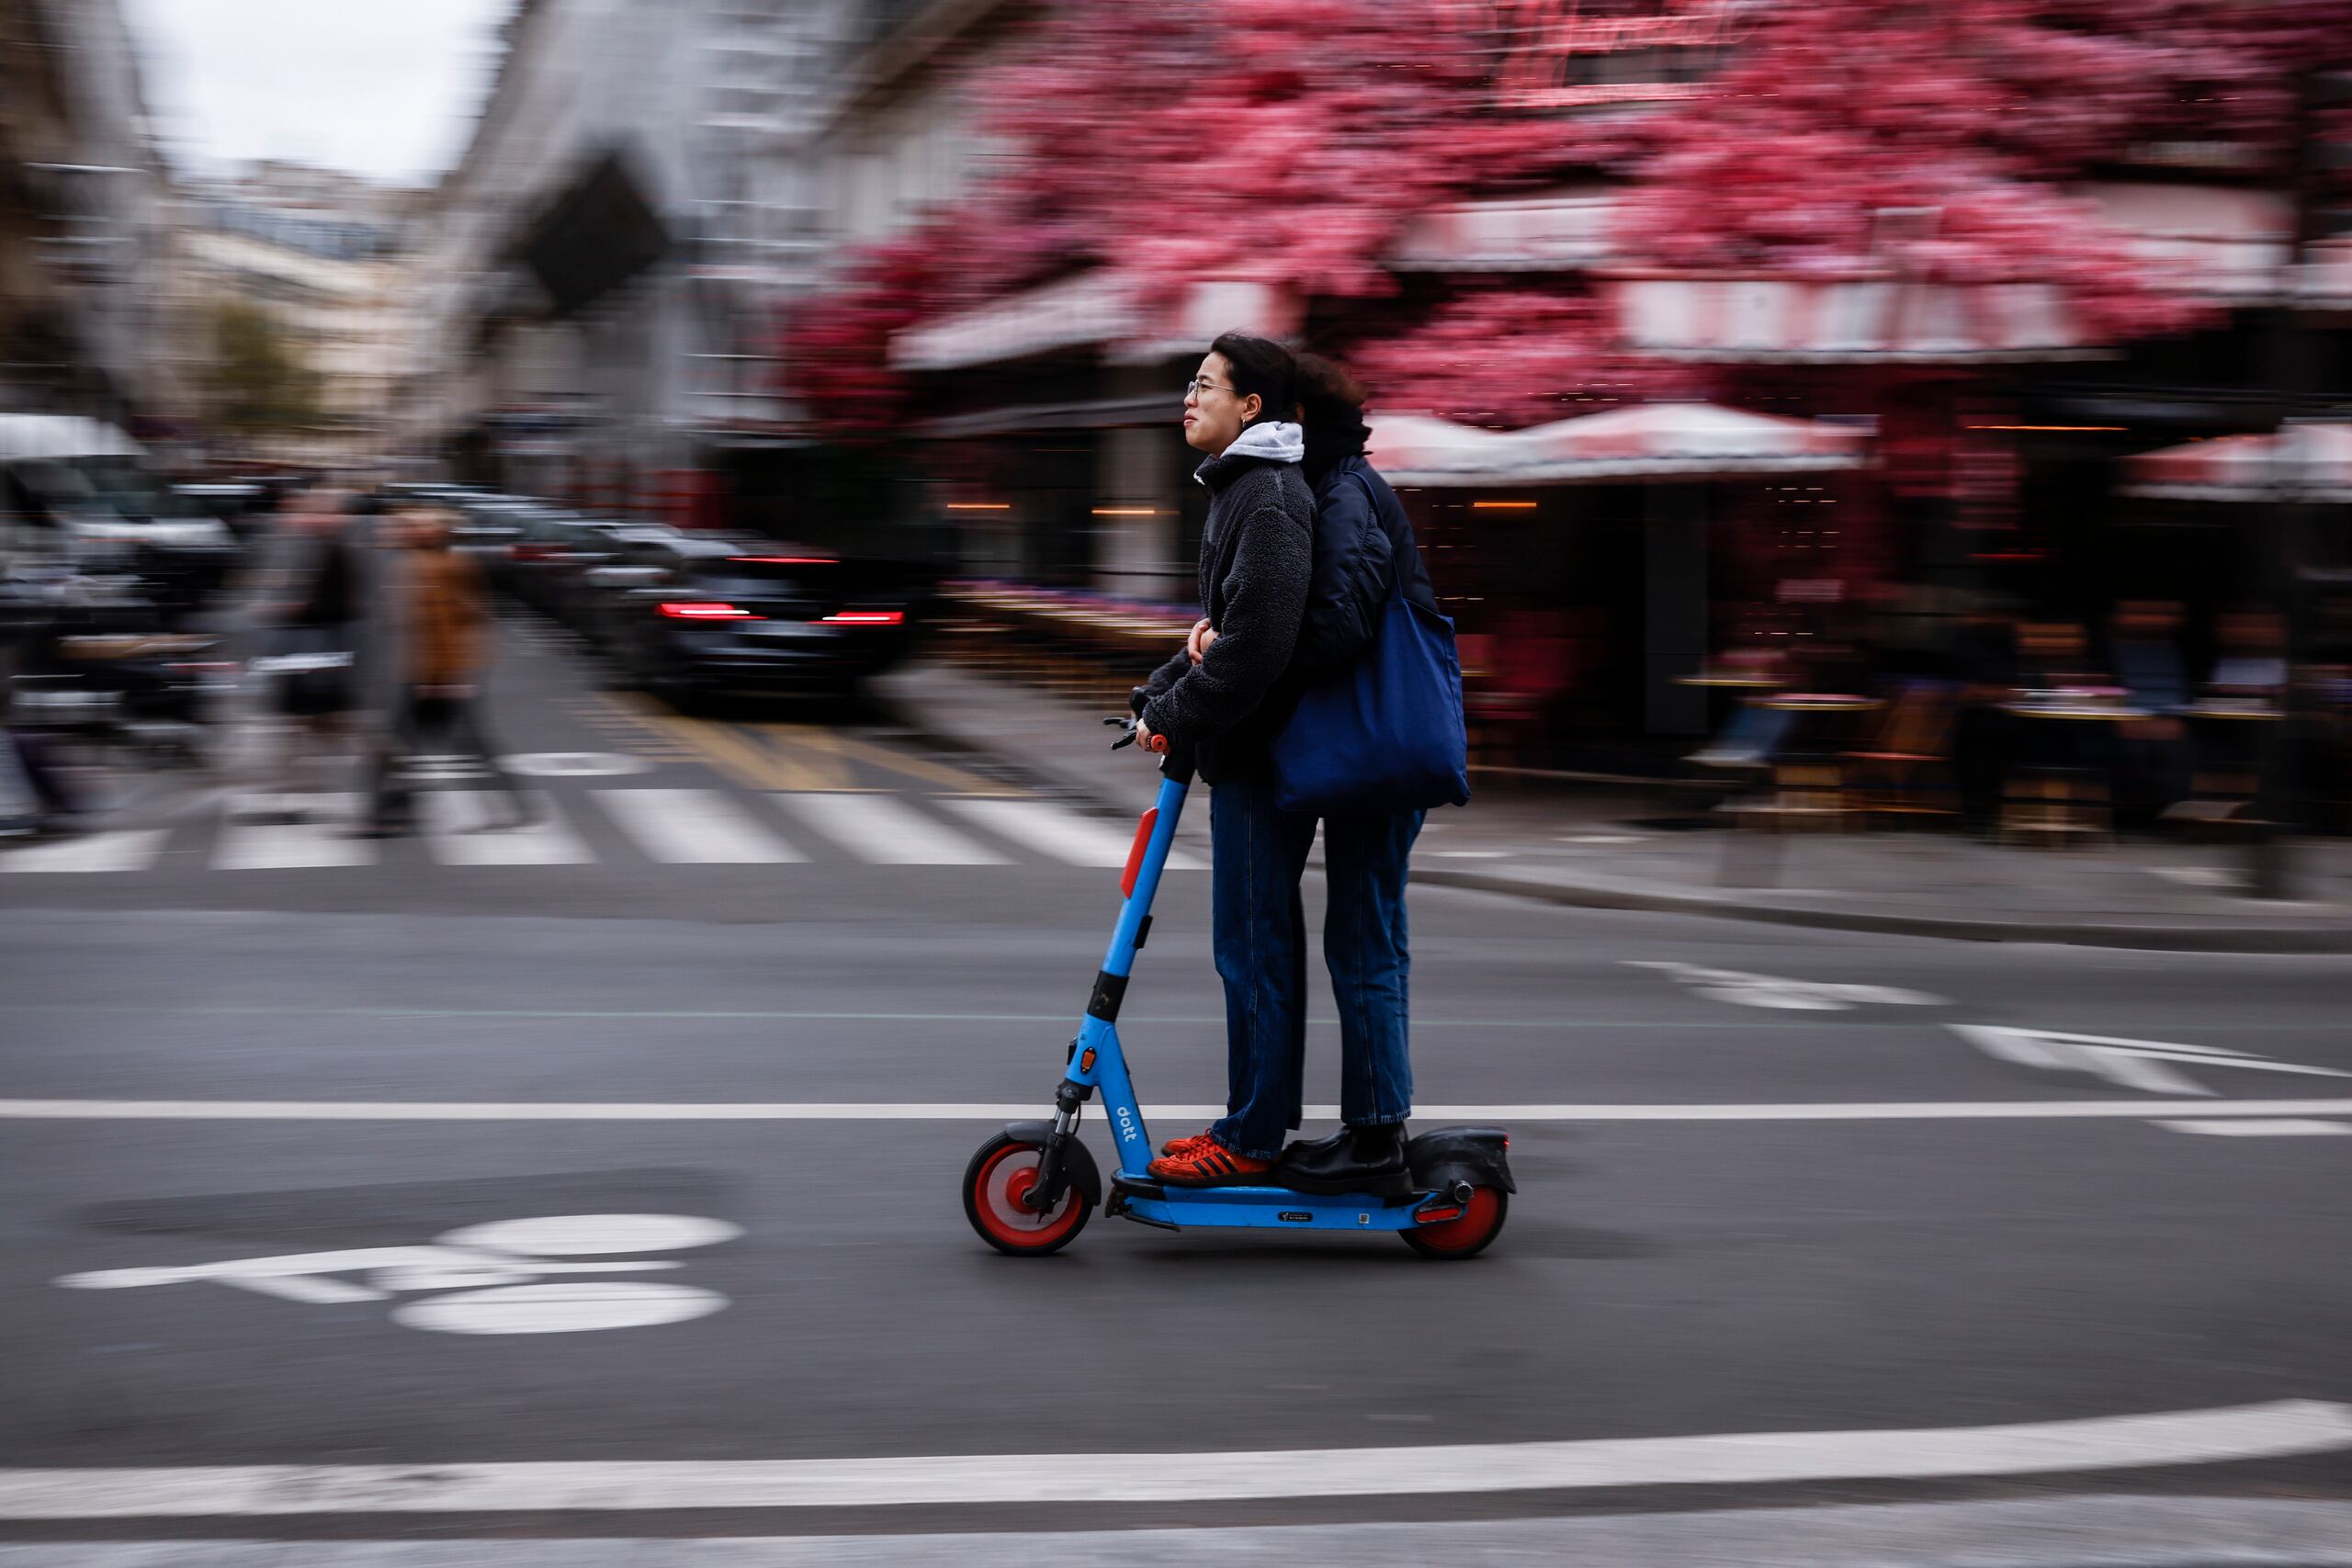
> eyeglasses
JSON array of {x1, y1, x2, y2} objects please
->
[{"x1": 1180, "y1": 377, "x2": 1234, "y2": 400}]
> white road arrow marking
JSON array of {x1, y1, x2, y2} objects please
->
[
  {"x1": 1629, "y1": 961, "x2": 1946, "y2": 1011},
  {"x1": 1949, "y1": 1024, "x2": 2352, "y2": 1098}
]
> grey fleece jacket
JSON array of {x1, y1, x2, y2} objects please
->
[{"x1": 1136, "y1": 421, "x2": 1315, "y2": 784}]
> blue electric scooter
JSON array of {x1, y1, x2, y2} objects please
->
[{"x1": 962, "y1": 717, "x2": 1512, "y2": 1258}]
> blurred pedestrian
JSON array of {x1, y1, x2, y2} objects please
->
[
  {"x1": 364, "y1": 504, "x2": 527, "y2": 836},
  {"x1": 265, "y1": 483, "x2": 363, "y2": 815}
]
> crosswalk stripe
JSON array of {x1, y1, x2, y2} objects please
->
[
  {"x1": 942, "y1": 797, "x2": 1204, "y2": 870},
  {"x1": 598, "y1": 788, "x2": 803, "y2": 863},
  {"x1": 775, "y1": 792, "x2": 1004, "y2": 865},
  {"x1": 0, "y1": 829, "x2": 169, "y2": 874},
  {"x1": 212, "y1": 795, "x2": 375, "y2": 870},
  {"x1": 423, "y1": 792, "x2": 594, "y2": 866}
]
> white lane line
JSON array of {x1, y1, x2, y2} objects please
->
[
  {"x1": 13, "y1": 1499, "x2": 2352, "y2": 1568},
  {"x1": 942, "y1": 797, "x2": 1204, "y2": 870},
  {"x1": 2157, "y1": 1117, "x2": 2352, "y2": 1137},
  {"x1": 211, "y1": 795, "x2": 373, "y2": 871},
  {"x1": 0, "y1": 829, "x2": 167, "y2": 874},
  {"x1": 424, "y1": 792, "x2": 593, "y2": 866},
  {"x1": 2, "y1": 1400, "x2": 2343, "y2": 1517},
  {"x1": 8, "y1": 1099, "x2": 2352, "y2": 1122},
  {"x1": 776, "y1": 792, "x2": 1002, "y2": 865},
  {"x1": 597, "y1": 788, "x2": 802, "y2": 864}
]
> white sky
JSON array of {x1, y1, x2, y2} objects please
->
[{"x1": 125, "y1": 0, "x2": 516, "y2": 187}]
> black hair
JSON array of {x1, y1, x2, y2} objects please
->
[
  {"x1": 1207, "y1": 332, "x2": 1295, "y2": 430},
  {"x1": 1295, "y1": 352, "x2": 1371, "y2": 485}
]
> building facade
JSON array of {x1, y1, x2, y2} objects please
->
[
  {"x1": 169, "y1": 163, "x2": 415, "y2": 466},
  {"x1": 0, "y1": 0, "x2": 178, "y2": 429},
  {"x1": 403, "y1": 0, "x2": 850, "y2": 516}
]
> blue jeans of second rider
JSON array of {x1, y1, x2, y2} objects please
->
[{"x1": 1208, "y1": 776, "x2": 1422, "y2": 1160}]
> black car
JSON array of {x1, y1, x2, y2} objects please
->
[
  {"x1": 605, "y1": 539, "x2": 927, "y2": 703},
  {"x1": 505, "y1": 512, "x2": 650, "y2": 622}
]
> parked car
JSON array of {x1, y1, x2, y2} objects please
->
[
  {"x1": 2, "y1": 417, "x2": 237, "y2": 622},
  {"x1": 567, "y1": 524, "x2": 694, "y2": 648},
  {"x1": 173, "y1": 481, "x2": 273, "y2": 541},
  {"x1": 600, "y1": 539, "x2": 929, "y2": 703},
  {"x1": 4, "y1": 566, "x2": 232, "y2": 764},
  {"x1": 506, "y1": 512, "x2": 661, "y2": 625}
]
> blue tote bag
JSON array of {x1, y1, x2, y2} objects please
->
[{"x1": 1272, "y1": 558, "x2": 1471, "y2": 818}]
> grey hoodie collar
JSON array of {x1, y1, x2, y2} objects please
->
[{"x1": 1195, "y1": 420, "x2": 1303, "y2": 487}]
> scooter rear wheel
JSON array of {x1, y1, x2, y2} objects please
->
[
  {"x1": 963, "y1": 1134, "x2": 1091, "y2": 1256},
  {"x1": 1399, "y1": 1185, "x2": 1508, "y2": 1260}
]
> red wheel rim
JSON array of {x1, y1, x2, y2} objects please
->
[
  {"x1": 1412, "y1": 1186, "x2": 1502, "y2": 1252},
  {"x1": 972, "y1": 1144, "x2": 1084, "y2": 1248}
]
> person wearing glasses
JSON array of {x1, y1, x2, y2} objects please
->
[{"x1": 1128, "y1": 333, "x2": 1317, "y2": 1186}]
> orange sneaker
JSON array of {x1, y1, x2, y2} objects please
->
[
  {"x1": 1147, "y1": 1139, "x2": 1274, "y2": 1187},
  {"x1": 1159, "y1": 1128, "x2": 1217, "y2": 1156}
]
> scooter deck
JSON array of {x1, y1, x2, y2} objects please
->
[{"x1": 1109, "y1": 1171, "x2": 1428, "y2": 1234}]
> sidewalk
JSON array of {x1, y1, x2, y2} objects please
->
[{"x1": 874, "y1": 660, "x2": 2352, "y2": 953}]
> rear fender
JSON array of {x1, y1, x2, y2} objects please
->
[{"x1": 1407, "y1": 1125, "x2": 1515, "y2": 1194}]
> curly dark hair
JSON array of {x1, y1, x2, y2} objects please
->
[{"x1": 1295, "y1": 351, "x2": 1371, "y2": 485}]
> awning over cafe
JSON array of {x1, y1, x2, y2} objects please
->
[
  {"x1": 1612, "y1": 276, "x2": 2102, "y2": 363},
  {"x1": 1388, "y1": 186, "x2": 1619, "y2": 272},
  {"x1": 2076, "y1": 182, "x2": 2295, "y2": 304},
  {"x1": 2120, "y1": 422, "x2": 2352, "y2": 502},
  {"x1": 1372, "y1": 402, "x2": 1871, "y2": 487},
  {"x1": 2296, "y1": 240, "x2": 2352, "y2": 313},
  {"x1": 891, "y1": 273, "x2": 1295, "y2": 371}
]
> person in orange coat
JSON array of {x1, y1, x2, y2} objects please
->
[{"x1": 364, "y1": 504, "x2": 529, "y2": 834}]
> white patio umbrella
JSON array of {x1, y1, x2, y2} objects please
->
[
  {"x1": 1370, "y1": 402, "x2": 1870, "y2": 486},
  {"x1": 2120, "y1": 421, "x2": 2352, "y2": 503}
]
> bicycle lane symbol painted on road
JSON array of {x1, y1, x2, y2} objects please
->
[{"x1": 54, "y1": 1213, "x2": 741, "y2": 1335}]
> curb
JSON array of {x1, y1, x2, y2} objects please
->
[
  {"x1": 877, "y1": 676, "x2": 2352, "y2": 954},
  {"x1": 1411, "y1": 866, "x2": 2352, "y2": 953}
]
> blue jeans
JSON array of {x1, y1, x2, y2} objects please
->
[{"x1": 1207, "y1": 777, "x2": 1422, "y2": 1159}]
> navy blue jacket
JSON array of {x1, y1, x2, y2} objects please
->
[{"x1": 1290, "y1": 454, "x2": 1438, "y2": 682}]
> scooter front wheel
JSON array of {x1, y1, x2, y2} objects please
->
[
  {"x1": 1399, "y1": 1185, "x2": 1508, "y2": 1260},
  {"x1": 963, "y1": 1134, "x2": 1091, "y2": 1256}
]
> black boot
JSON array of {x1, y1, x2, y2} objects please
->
[{"x1": 1275, "y1": 1122, "x2": 1411, "y2": 1197}]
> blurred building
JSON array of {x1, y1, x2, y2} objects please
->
[
  {"x1": 391, "y1": 1, "x2": 2351, "y2": 757},
  {"x1": 0, "y1": 0, "x2": 179, "y2": 429},
  {"x1": 403, "y1": 0, "x2": 836, "y2": 521},
  {"x1": 170, "y1": 163, "x2": 415, "y2": 466},
  {"x1": 402, "y1": 0, "x2": 1028, "y2": 536},
  {"x1": 808, "y1": 6, "x2": 2352, "y2": 755}
]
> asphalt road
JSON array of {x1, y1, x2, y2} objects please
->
[{"x1": 4, "y1": 615, "x2": 2349, "y2": 1562}]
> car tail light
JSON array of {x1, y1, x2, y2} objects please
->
[
  {"x1": 820, "y1": 610, "x2": 904, "y2": 626},
  {"x1": 660, "y1": 601, "x2": 759, "y2": 620}
]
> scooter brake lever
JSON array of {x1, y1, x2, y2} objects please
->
[{"x1": 1106, "y1": 715, "x2": 1136, "y2": 750}]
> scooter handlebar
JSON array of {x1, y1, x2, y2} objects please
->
[{"x1": 1104, "y1": 716, "x2": 1195, "y2": 784}]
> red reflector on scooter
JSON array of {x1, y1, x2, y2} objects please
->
[
  {"x1": 1120, "y1": 807, "x2": 1158, "y2": 898},
  {"x1": 1415, "y1": 1207, "x2": 1464, "y2": 1225}
]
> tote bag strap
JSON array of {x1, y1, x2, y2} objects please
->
[{"x1": 1348, "y1": 467, "x2": 1407, "y2": 610}]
